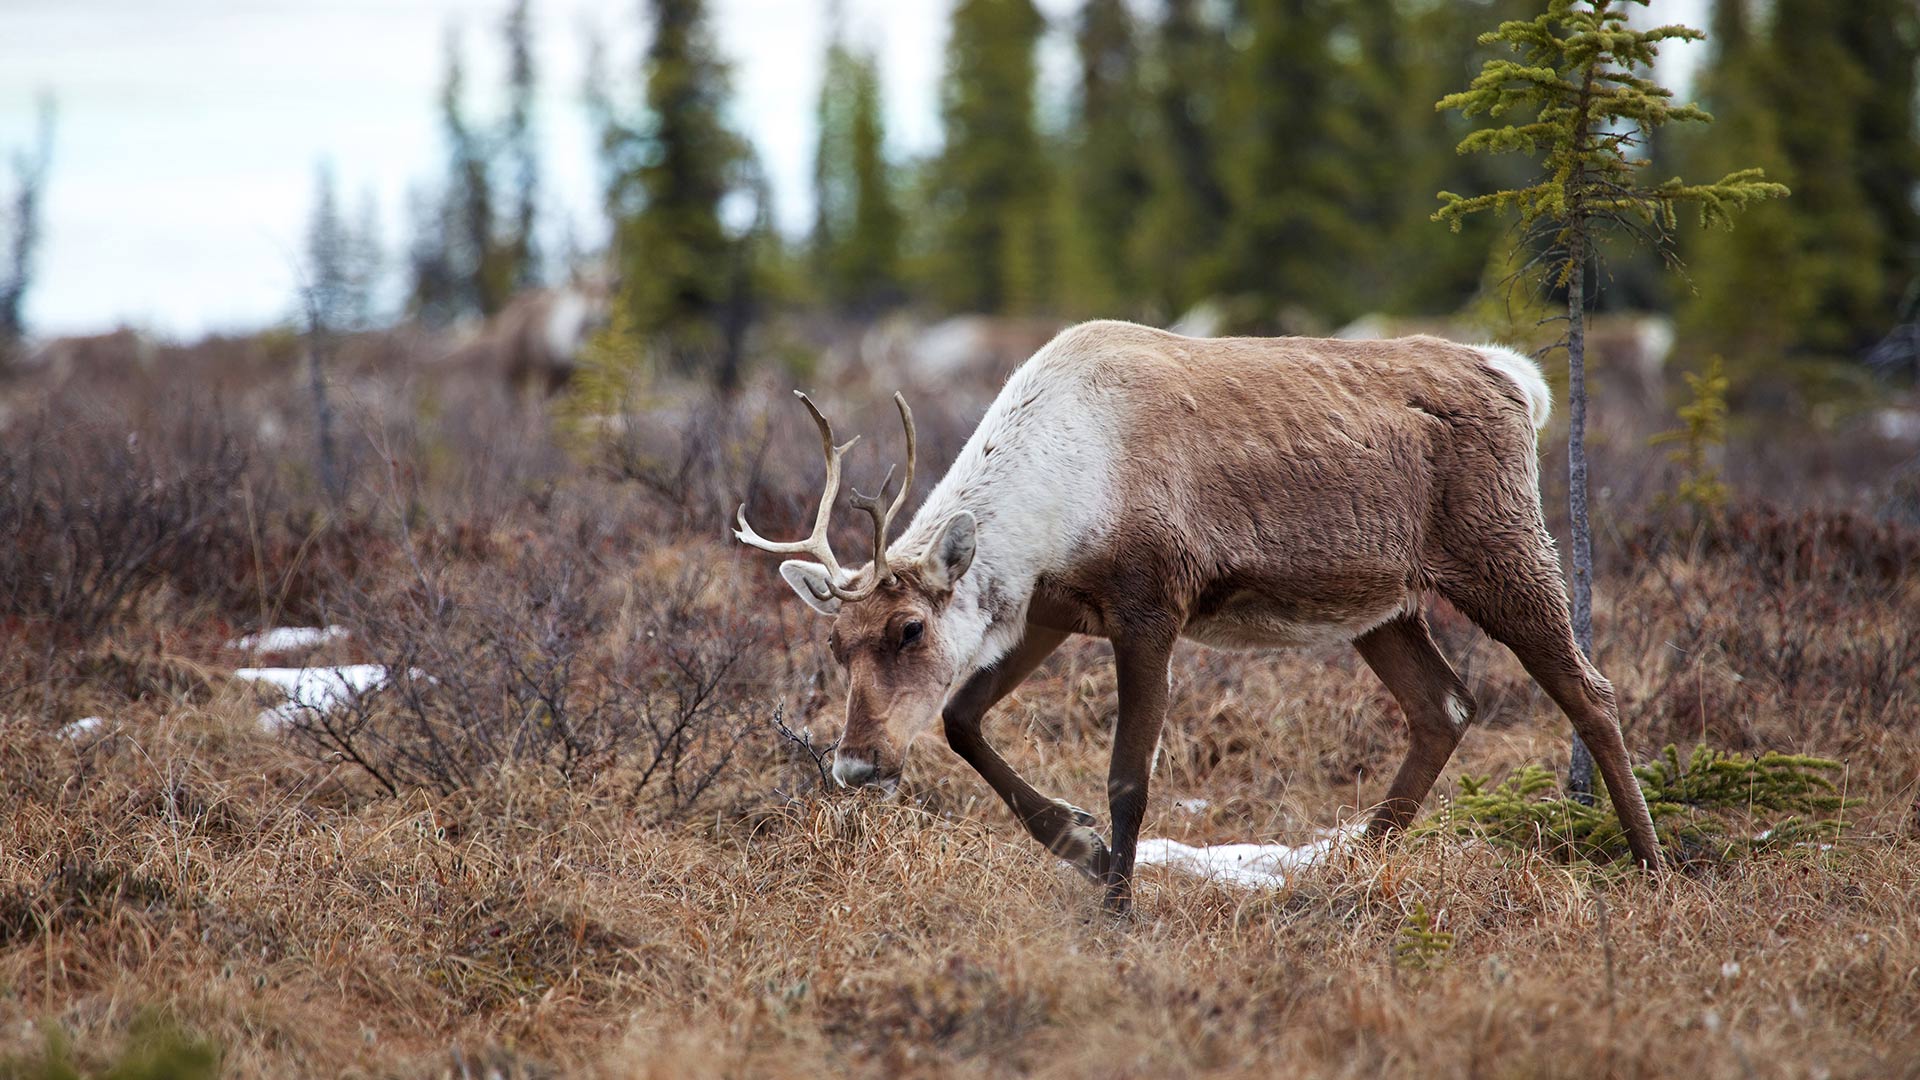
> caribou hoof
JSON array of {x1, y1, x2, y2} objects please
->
[
  {"x1": 1056, "y1": 825, "x2": 1111, "y2": 881},
  {"x1": 1053, "y1": 798, "x2": 1098, "y2": 829}
]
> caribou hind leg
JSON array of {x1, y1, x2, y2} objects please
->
[
  {"x1": 1355, "y1": 612, "x2": 1476, "y2": 839},
  {"x1": 1437, "y1": 546, "x2": 1664, "y2": 869}
]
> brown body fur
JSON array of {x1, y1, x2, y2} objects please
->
[{"x1": 1031, "y1": 331, "x2": 1543, "y2": 646}]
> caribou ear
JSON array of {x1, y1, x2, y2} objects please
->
[
  {"x1": 922, "y1": 513, "x2": 976, "y2": 592},
  {"x1": 779, "y1": 560, "x2": 842, "y2": 616}
]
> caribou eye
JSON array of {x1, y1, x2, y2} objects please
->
[{"x1": 900, "y1": 620, "x2": 924, "y2": 648}]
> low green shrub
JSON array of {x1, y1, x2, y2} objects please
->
[
  {"x1": 3, "y1": 1016, "x2": 217, "y2": 1080},
  {"x1": 1427, "y1": 744, "x2": 1857, "y2": 866}
]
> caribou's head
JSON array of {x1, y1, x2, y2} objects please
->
[{"x1": 736, "y1": 392, "x2": 978, "y2": 790}]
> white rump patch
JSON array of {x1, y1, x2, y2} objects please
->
[
  {"x1": 544, "y1": 290, "x2": 591, "y2": 361},
  {"x1": 1135, "y1": 825, "x2": 1362, "y2": 889},
  {"x1": 1477, "y1": 344, "x2": 1553, "y2": 430}
]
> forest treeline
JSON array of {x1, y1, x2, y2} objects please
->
[{"x1": 388, "y1": 0, "x2": 1919, "y2": 384}]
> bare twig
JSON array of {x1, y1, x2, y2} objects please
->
[{"x1": 771, "y1": 706, "x2": 838, "y2": 790}]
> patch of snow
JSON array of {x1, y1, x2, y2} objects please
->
[
  {"x1": 1135, "y1": 825, "x2": 1362, "y2": 889},
  {"x1": 1175, "y1": 798, "x2": 1211, "y2": 814},
  {"x1": 227, "y1": 626, "x2": 348, "y2": 653},
  {"x1": 235, "y1": 664, "x2": 391, "y2": 732},
  {"x1": 60, "y1": 716, "x2": 107, "y2": 739},
  {"x1": 1752, "y1": 827, "x2": 1835, "y2": 851}
]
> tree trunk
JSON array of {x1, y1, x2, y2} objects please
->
[
  {"x1": 716, "y1": 234, "x2": 753, "y2": 396},
  {"x1": 1565, "y1": 227, "x2": 1597, "y2": 804},
  {"x1": 304, "y1": 303, "x2": 344, "y2": 508}
]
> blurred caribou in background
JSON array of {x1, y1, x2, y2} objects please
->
[{"x1": 429, "y1": 269, "x2": 612, "y2": 400}]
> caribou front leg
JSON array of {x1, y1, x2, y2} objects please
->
[
  {"x1": 1100, "y1": 629, "x2": 1175, "y2": 914},
  {"x1": 941, "y1": 626, "x2": 1111, "y2": 874}
]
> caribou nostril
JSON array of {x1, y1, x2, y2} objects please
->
[{"x1": 831, "y1": 755, "x2": 877, "y2": 788}]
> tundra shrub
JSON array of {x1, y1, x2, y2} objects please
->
[{"x1": 1429, "y1": 744, "x2": 1856, "y2": 866}]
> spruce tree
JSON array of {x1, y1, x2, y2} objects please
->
[
  {"x1": 441, "y1": 37, "x2": 504, "y2": 317},
  {"x1": 1678, "y1": 0, "x2": 1808, "y2": 370},
  {"x1": 838, "y1": 57, "x2": 901, "y2": 309},
  {"x1": 812, "y1": 25, "x2": 902, "y2": 313},
  {"x1": 1062, "y1": 0, "x2": 1151, "y2": 315},
  {"x1": 1385, "y1": 0, "x2": 1543, "y2": 316},
  {"x1": 305, "y1": 164, "x2": 378, "y2": 334},
  {"x1": 501, "y1": 0, "x2": 540, "y2": 290},
  {"x1": 302, "y1": 163, "x2": 357, "y2": 505},
  {"x1": 811, "y1": 27, "x2": 854, "y2": 299},
  {"x1": 1834, "y1": 1, "x2": 1919, "y2": 346},
  {"x1": 1764, "y1": 0, "x2": 1885, "y2": 357},
  {"x1": 1683, "y1": 0, "x2": 1916, "y2": 365},
  {"x1": 1134, "y1": 0, "x2": 1232, "y2": 318},
  {"x1": 1329, "y1": 0, "x2": 1518, "y2": 317},
  {"x1": 1217, "y1": 0, "x2": 1357, "y2": 325},
  {"x1": 1338, "y1": 0, "x2": 1412, "y2": 308},
  {"x1": 0, "y1": 95, "x2": 51, "y2": 368},
  {"x1": 1435, "y1": 0, "x2": 1786, "y2": 798},
  {"x1": 927, "y1": 0, "x2": 1049, "y2": 314},
  {"x1": 405, "y1": 181, "x2": 460, "y2": 328},
  {"x1": 407, "y1": 24, "x2": 541, "y2": 325},
  {"x1": 599, "y1": 0, "x2": 748, "y2": 373},
  {"x1": 407, "y1": 38, "x2": 475, "y2": 322}
]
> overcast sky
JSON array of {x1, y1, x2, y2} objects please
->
[{"x1": 0, "y1": 0, "x2": 1704, "y2": 339}]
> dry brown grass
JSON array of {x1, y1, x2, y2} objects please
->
[{"x1": 2, "y1": 345, "x2": 1918, "y2": 1078}]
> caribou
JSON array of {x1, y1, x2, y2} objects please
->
[
  {"x1": 433, "y1": 279, "x2": 610, "y2": 400},
  {"x1": 736, "y1": 320, "x2": 1662, "y2": 912}
]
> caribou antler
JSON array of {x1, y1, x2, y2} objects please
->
[
  {"x1": 735, "y1": 390, "x2": 917, "y2": 603},
  {"x1": 847, "y1": 393, "x2": 916, "y2": 588}
]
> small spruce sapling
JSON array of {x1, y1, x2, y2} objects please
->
[
  {"x1": 1650, "y1": 356, "x2": 1731, "y2": 517},
  {"x1": 1394, "y1": 902, "x2": 1456, "y2": 973},
  {"x1": 1428, "y1": 745, "x2": 1855, "y2": 866},
  {"x1": 1433, "y1": 0, "x2": 1786, "y2": 800}
]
